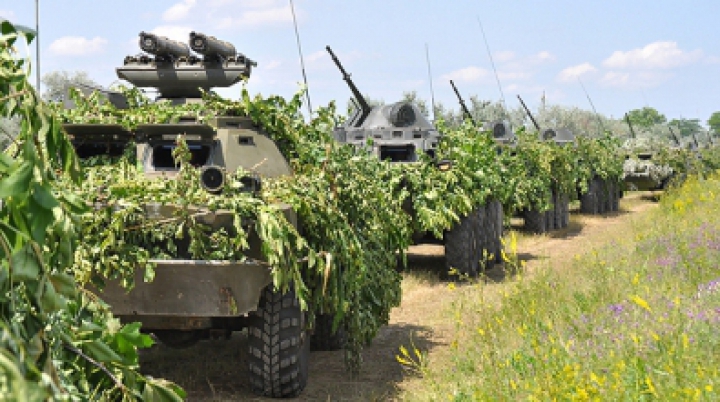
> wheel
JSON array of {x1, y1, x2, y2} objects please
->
[
  {"x1": 560, "y1": 193, "x2": 570, "y2": 228},
  {"x1": 612, "y1": 182, "x2": 620, "y2": 211},
  {"x1": 445, "y1": 210, "x2": 479, "y2": 277},
  {"x1": 580, "y1": 178, "x2": 599, "y2": 214},
  {"x1": 491, "y1": 200, "x2": 504, "y2": 263},
  {"x1": 153, "y1": 330, "x2": 202, "y2": 349},
  {"x1": 523, "y1": 208, "x2": 546, "y2": 234},
  {"x1": 310, "y1": 313, "x2": 346, "y2": 351},
  {"x1": 553, "y1": 191, "x2": 563, "y2": 229},
  {"x1": 248, "y1": 286, "x2": 309, "y2": 398}
]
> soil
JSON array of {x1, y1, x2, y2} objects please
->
[{"x1": 139, "y1": 192, "x2": 659, "y2": 401}]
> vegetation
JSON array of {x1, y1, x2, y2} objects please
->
[
  {"x1": 0, "y1": 20, "x2": 184, "y2": 401},
  {"x1": 399, "y1": 174, "x2": 720, "y2": 400}
]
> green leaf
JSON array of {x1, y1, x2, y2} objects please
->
[
  {"x1": 10, "y1": 243, "x2": 41, "y2": 282},
  {"x1": 0, "y1": 161, "x2": 33, "y2": 198},
  {"x1": 32, "y1": 183, "x2": 59, "y2": 210},
  {"x1": 49, "y1": 273, "x2": 77, "y2": 298},
  {"x1": 83, "y1": 340, "x2": 123, "y2": 364}
]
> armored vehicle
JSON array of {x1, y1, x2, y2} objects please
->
[
  {"x1": 63, "y1": 31, "x2": 321, "y2": 398},
  {"x1": 326, "y1": 47, "x2": 503, "y2": 277}
]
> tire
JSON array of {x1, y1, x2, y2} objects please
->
[
  {"x1": 248, "y1": 286, "x2": 309, "y2": 398},
  {"x1": 310, "y1": 313, "x2": 346, "y2": 351},
  {"x1": 560, "y1": 193, "x2": 570, "y2": 228},
  {"x1": 491, "y1": 200, "x2": 504, "y2": 263},
  {"x1": 523, "y1": 209, "x2": 546, "y2": 234},
  {"x1": 580, "y1": 178, "x2": 599, "y2": 214},
  {"x1": 612, "y1": 181, "x2": 620, "y2": 211},
  {"x1": 553, "y1": 191, "x2": 563, "y2": 229},
  {"x1": 153, "y1": 330, "x2": 202, "y2": 349},
  {"x1": 445, "y1": 210, "x2": 478, "y2": 277}
]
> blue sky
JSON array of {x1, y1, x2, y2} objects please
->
[{"x1": 3, "y1": 1, "x2": 719, "y2": 124}]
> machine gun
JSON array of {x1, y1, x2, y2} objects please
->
[
  {"x1": 118, "y1": 31, "x2": 256, "y2": 100},
  {"x1": 624, "y1": 113, "x2": 637, "y2": 139},
  {"x1": 668, "y1": 125, "x2": 682, "y2": 146},
  {"x1": 517, "y1": 94, "x2": 541, "y2": 131},
  {"x1": 325, "y1": 45, "x2": 372, "y2": 127},
  {"x1": 449, "y1": 79, "x2": 474, "y2": 124}
]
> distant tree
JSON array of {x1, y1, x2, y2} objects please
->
[
  {"x1": 41, "y1": 70, "x2": 99, "y2": 103},
  {"x1": 401, "y1": 91, "x2": 430, "y2": 117},
  {"x1": 626, "y1": 107, "x2": 667, "y2": 129},
  {"x1": 708, "y1": 111, "x2": 720, "y2": 135},
  {"x1": 669, "y1": 117, "x2": 702, "y2": 138}
]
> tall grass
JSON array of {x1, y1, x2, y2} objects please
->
[{"x1": 400, "y1": 175, "x2": 720, "y2": 401}]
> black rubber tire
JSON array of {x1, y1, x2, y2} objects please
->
[
  {"x1": 553, "y1": 191, "x2": 563, "y2": 229},
  {"x1": 580, "y1": 178, "x2": 599, "y2": 214},
  {"x1": 559, "y1": 193, "x2": 570, "y2": 228},
  {"x1": 153, "y1": 330, "x2": 202, "y2": 349},
  {"x1": 611, "y1": 181, "x2": 620, "y2": 211},
  {"x1": 310, "y1": 313, "x2": 346, "y2": 351},
  {"x1": 474, "y1": 207, "x2": 489, "y2": 271},
  {"x1": 490, "y1": 200, "x2": 504, "y2": 263},
  {"x1": 248, "y1": 286, "x2": 309, "y2": 398},
  {"x1": 445, "y1": 210, "x2": 478, "y2": 277},
  {"x1": 523, "y1": 209, "x2": 546, "y2": 234}
]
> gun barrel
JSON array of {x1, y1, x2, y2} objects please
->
[
  {"x1": 189, "y1": 31, "x2": 236, "y2": 59},
  {"x1": 325, "y1": 46, "x2": 371, "y2": 123},
  {"x1": 624, "y1": 113, "x2": 637, "y2": 139},
  {"x1": 139, "y1": 31, "x2": 190, "y2": 59},
  {"x1": 450, "y1": 80, "x2": 474, "y2": 124},
  {"x1": 517, "y1": 95, "x2": 541, "y2": 131},
  {"x1": 668, "y1": 125, "x2": 681, "y2": 146}
]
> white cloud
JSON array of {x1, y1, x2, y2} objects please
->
[
  {"x1": 305, "y1": 50, "x2": 327, "y2": 63},
  {"x1": 494, "y1": 51, "x2": 515, "y2": 63},
  {"x1": 441, "y1": 66, "x2": 489, "y2": 83},
  {"x1": 498, "y1": 71, "x2": 531, "y2": 81},
  {"x1": 531, "y1": 51, "x2": 555, "y2": 64},
  {"x1": 0, "y1": 9, "x2": 17, "y2": 20},
  {"x1": 557, "y1": 63, "x2": 597, "y2": 83},
  {"x1": 603, "y1": 41, "x2": 703, "y2": 70},
  {"x1": 163, "y1": 0, "x2": 197, "y2": 22},
  {"x1": 600, "y1": 70, "x2": 671, "y2": 89},
  {"x1": 49, "y1": 36, "x2": 108, "y2": 56},
  {"x1": 217, "y1": 5, "x2": 293, "y2": 29}
]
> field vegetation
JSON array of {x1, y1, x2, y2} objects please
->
[{"x1": 399, "y1": 175, "x2": 720, "y2": 401}]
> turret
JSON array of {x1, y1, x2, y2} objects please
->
[{"x1": 117, "y1": 31, "x2": 256, "y2": 102}]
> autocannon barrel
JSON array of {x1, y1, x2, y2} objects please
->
[
  {"x1": 189, "y1": 31, "x2": 236, "y2": 59},
  {"x1": 139, "y1": 31, "x2": 190, "y2": 59}
]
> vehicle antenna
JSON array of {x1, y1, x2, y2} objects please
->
[
  {"x1": 289, "y1": 0, "x2": 312, "y2": 117},
  {"x1": 425, "y1": 43, "x2": 437, "y2": 121},
  {"x1": 476, "y1": 16, "x2": 507, "y2": 117},
  {"x1": 578, "y1": 77, "x2": 605, "y2": 136}
]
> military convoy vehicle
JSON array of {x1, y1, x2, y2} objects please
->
[
  {"x1": 325, "y1": 46, "x2": 503, "y2": 277},
  {"x1": 63, "y1": 31, "x2": 332, "y2": 398}
]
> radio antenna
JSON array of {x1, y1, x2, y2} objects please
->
[
  {"x1": 289, "y1": 0, "x2": 312, "y2": 117},
  {"x1": 425, "y1": 43, "x2": 437, "y2": 121},
  {"x1": 477, "y1": 16, "x2": 507, "y2": 116},
  {"x1": 578, "y1": 77, "x2": 605, "y2": 136}
]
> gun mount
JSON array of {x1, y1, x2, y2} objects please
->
[
  {"x1": 326, "y1": 46, "x2": 371, "y2": 126},
  {"x1": 517, "y1": 94, "x2": 574, "y2": 146},
  {"x1": 117, "y1": 31, "x2": 256, "y2": 100}
]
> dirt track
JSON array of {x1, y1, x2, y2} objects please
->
[{"x1": 139, "y1": 192, "x2": 658, "y2": 401}]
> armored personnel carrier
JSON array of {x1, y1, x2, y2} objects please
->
[
  {"x1": 63, "y1": 31, "x2": 320, "y2": 398},
  {"x1": 326, "y1": 47, "x2": 503, "y2": 277}
]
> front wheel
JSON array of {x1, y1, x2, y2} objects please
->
[{"x1": 248, "y1": 286, "x2": 309, "y2": 398}]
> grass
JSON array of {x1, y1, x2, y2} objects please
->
[{"x1": 398, "y1": 175, "x2": 720, "y2": 401}]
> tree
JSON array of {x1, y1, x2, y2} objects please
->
[
  {"x1": 41, "y1": 70, "x2": 99, "y2": 103},
  {"x1": 626, "y1": 107, "x2": 667, "y2": 129},
  {"x1": 669, "y1": 117, "x2": 703, "y2": 138},
  {"x1": 708, "y1": 111, "x2": 720, "y2": 135}
]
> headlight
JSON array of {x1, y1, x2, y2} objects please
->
[{"x1": 200, "y1": 165, "x2": 225, "y2": 193}]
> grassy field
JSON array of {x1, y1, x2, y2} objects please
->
[{"x1": 398, "y1": 176, "x2": 720, "y2": 401}]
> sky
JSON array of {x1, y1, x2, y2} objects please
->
[{"x1": 3, "y1": 1, "x2": 719, "y2": 125}]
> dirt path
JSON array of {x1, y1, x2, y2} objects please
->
[{"x1": 139, "y1": 193, "x2": 658, "y2": 401}]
